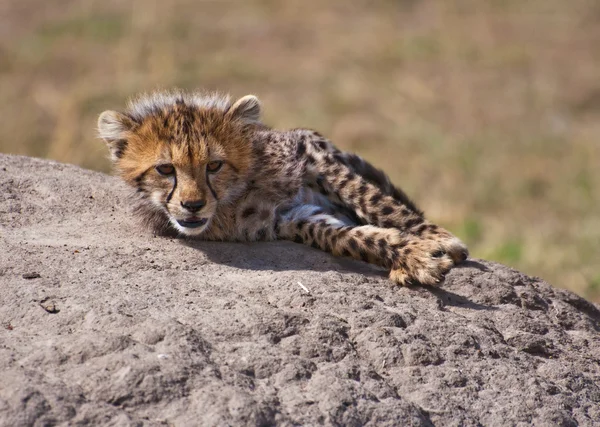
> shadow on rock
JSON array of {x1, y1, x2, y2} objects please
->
[
  {"x1": 181, "y1": 237, "x2": 492, "y2": 311},
  {"x1": 427, "y1": 286, "x2": 497, "y2": 311},
  {"x1": 454, "y1": 259, "x2": 490, "y2": 272},
  {"x1": 181, "y1": 238, "x2": 388, "y2": 278}
]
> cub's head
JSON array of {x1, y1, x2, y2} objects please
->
[{"x1": 98, "y1": 90, "x2": 262, "y2": 236}]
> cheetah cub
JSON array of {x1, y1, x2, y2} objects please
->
[{"x1": 98, "y1": 90, "x2": 468, "y2": 286}]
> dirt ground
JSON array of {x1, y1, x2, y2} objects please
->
[{"x1": 1, "y1": 154, "x2": 600, "y2": 425}]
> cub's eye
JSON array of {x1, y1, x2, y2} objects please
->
[
  {"x1": 207, "y1": 161, "x2": 223, "y2": 173},
  {"x1": 156, "y1": 164, "x2": 175, "y2": 175}
]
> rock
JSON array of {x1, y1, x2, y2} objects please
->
[
  {"x1": 38, "y1": 297, "x2": 60, "y2": 314},
  {"x1": 0, "y1": 154, "x2": 599, "y2": 426}
]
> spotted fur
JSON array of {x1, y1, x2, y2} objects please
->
[{"x1": 98, "y1": 90, "x2": 468, "y2": 286}]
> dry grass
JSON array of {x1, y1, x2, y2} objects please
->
[{"x1": 1, "y1": 0, "x2": 599, "y2": 300}]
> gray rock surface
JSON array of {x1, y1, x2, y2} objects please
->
[{"x1": 1, "y1": 154, "x2": 599, "y2": 426}]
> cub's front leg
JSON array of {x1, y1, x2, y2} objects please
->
[
  {"x1": 276, "y1": 205, "x2": 461, "y2": 286},
  {"x1": 293, "y1": 133, "x2": 468, "y2": 266}
]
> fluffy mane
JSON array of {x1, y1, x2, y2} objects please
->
[{"x1": 126, "y1": 90, "x2": 232, "y2": 121}]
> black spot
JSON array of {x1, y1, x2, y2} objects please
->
[
  {"x1": 378, "y1": 238, "x2": 387, "y2": 248},
  {"x1": 415, "y1": 224, "x2": 428, "y2": 235},
  {"x1": 133, "y1": 170, "x2": 147, "y2": 185},
  {"x1": 312, "y1": 139, "x2": 327, "y2": 150},
  {"x1": 348, "y1": 238, "x2": 359, "y2": 251},
  {"x1": 404, "y1": 248, "x2": 412, "y2": 255},
  {"x1": 405, "y1": 217, "x2": 423, "y2": 229},
  {"x1": 358, "y1": 195, "x2": 366, "y2": 207},
  {"x1": 370, "y1": 194, "x2": 383, "y2": 204},
  {"x1": 358, "y1": 184, "x2": 368, "y2": 194},
  {"x1": 316, "y1": 175, "x2": 326, "y2": 189},
  {"x1": 241, "y1": 207, "x2": 257, "y2": 218},
  {"x1": 297, "y1": 220, "x2": 307, "y2": 229},
  {"x1": 345, "y1": 172, "x2": 355, "y2": 181},
  {"x1": 394, "y1": 240, "x2": 407, "y2": 249},
  {"x1": 364, "y1": 237, "x2": 375, "y2": 248},
  {"x1": 257, "y1": 228, "x2": 268, "y2": 240},
  {"x1": 296, "y1": 141, "x2": 306, "y2": 158},
  {"x1": 337, "y1": 227, "x2": 349, "y2": 238},
  {"x1": 382, "y1": 220, "x2": 395, "y2": 228},
  {"x1": 381, "y1": 206, "x2": 395, "y2": 216},
  {"x1": 293, "y1": 234, "x2": 304, "y2": 243},
  {"x1": 307, "y1": 224, "x2": 315, "y2": 239},
  {"x1": 306, "y1": 154, "x2": 316, "y2": 164},
  {"x1": 311, "y1": 241, "x2": 320, "y2": 249},
  {"x1": 338, "y1": 179, "x2": 349, "y2": 189},
  {"x1": 359, "y1": 249, "x2": 370, "y2": 263},
  {"x1": 316, "y1": 228, "x2": 323, "y2": 241},
  {"x1": 324, "y1": 228, "x2": 333, "y2": 237},
  {"x1": 324, "y1": 156, "x2": 335, "y2": 165},
  {"x1": 342, "y1": 249, "x2": 352, "y2": 257}
]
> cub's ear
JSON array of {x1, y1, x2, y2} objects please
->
[
  {"x1": 97, "y1": 110, "x2": 135, "y2": 161},
  {"x1": 226, "y1": 95, "x2": 261, "y2": 123}
]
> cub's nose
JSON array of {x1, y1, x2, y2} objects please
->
[{"x1": 181, "y1": 200, "x2": 206, "y2": 213}]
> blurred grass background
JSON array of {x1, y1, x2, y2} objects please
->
[{"x1": 1, "y1": 0, "x2": 599, "y2": 300}]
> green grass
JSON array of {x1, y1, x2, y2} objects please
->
[
  {"x1": 38, "y1": 15, "x2": 125, "y2": 43},
  {"x1": 489, "y1": 240, "x2": 524, "y2": 265}
]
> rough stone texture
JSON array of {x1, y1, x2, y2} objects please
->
[{"x1": 1, "y1": 154, "x2": 599, "y2": 426}]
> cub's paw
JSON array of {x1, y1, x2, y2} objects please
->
[
  {"x1": 389, "y1": 235, "x2": 468, "y2": 286},
  {"x1": 432, "y1": 227, "x2": 469, "y2": 265},
  {"x1": 410, "y1": 223, "x2": 469, "y2": 264}
]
